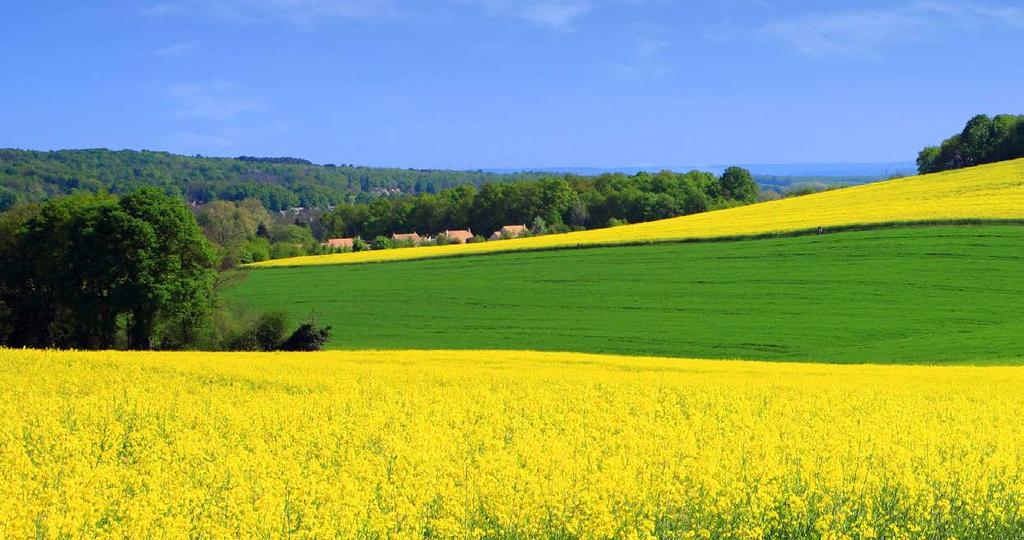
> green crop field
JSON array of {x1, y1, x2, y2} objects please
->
[{"x1": 227, "y1": 225, "x2": 1024, "y2": 364}]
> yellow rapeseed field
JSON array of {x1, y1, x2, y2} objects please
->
[
  {"x1": 3, "y1": 348, "x2": 1024, "y2": 539},
  {"x1": 248, "y1": 157, "x2": 1024, "y2": 267}
]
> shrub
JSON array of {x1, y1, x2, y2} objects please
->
[
  {"x1": 607, "y1": 217, "x2": 628, "y2": 227},
  {"x1": 269, "y1": 242, "x2": 305, "y2": 260},
  {"x1": 278, "y1": 320, "x2": 332, "y2": 351},
  {"x1": 239, "y1": 237, "x2": 271, "y2": 264},
  {"x1": 225, "y1": 311, "x2": 288, "y2": 351}
]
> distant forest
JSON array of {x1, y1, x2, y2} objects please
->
[
  {"x1": 320, "y1": 167, "x2": 760, "y2": 240},
  {"x1": 0, "y1": 148, "x2": 883, "y2": 216},
  {"x1": 918, "y1": 114, "x2": 1024, "y2": 174},
  {"x1": 0, "y1": 149, "x2": 551, "y2": 212}
]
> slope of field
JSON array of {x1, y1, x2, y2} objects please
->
[
  {"x1": 249, "y1": 158, "x2": 1024, "y2": 267},
  {"x1": 229, "y1": 225, "x2": 1024, "y2": 364},
  {"x1": 4, "y1": 348, "x2": 1024, "y2": 538}
]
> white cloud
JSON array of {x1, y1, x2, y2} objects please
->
[
  {"x1": 607, "y1": 29, "x2": 671, "y2": 79},
  {"x1": 155, "y1": 40, "x2": 200, "y2": 57},
  {"x1": 454, "y1": 0, "x2": 592, "y2": 30},
  {"x1": 165, "y1": 81, "x2": 264, "y2": 121},
  {"x1": 144, "y1": 0, "x2": 399, "y2": 24},
  {"x1": 171, "y1": 128, "x2": 244, "y2": 150},
  {"x1": 759, "y1": 0, "x2": 1024, "y2": 58},
  {"x1": 519, "y1": 1, "x2": 591, "y2": 29},
  {"x1": 146, "y1": 0, "x2": 600, "y2": 29}
]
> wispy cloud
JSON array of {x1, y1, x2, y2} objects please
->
[
  {"x1": 144, "y1": 0, "x2": 399, "y2": 24},
  {"x1": 759, "y1": 0, "x2": 1024, "y2": 58},
  {"x1": 518, "y1": 1, "x2": 591, "y2": 30},
  {"x1": 170, "y1": 128, "x2": 245, "y2": 150},
  {"x1": 158, "y1": 81, "x2": 280, "y2": 154},
  {"x1": 165, "y1": 81, "x2": 263, "y2": 121},
  {"x1": 453, "y1": 0, "x2": 592, "y2": 31},
  {"x1": 154, "y1": 40, "x2": 200, "y2": 57},
  {"x1": 607, "y1": 28, "x2": 671, "y2": 79},
  {"x1": 146, "y1": 0, "x2": 597, "y2": 30}
]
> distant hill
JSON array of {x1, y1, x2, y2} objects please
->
[
  {"x1": 249, "y1": 157, "x2": 1024, "y2": 267},
  {"x1": 486, "y1": 161, "x2": 916, "y2": 182},
  {"x1": 0, "y1": 148, "x2": 915, "y2": 214},
  {"x1": 0, "y1": 148, "x2": 551, "y2": 211}
]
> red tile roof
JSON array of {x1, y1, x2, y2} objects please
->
[
  {"x1": 442, "y1": 230, "x2": 474, "y2": 243},
  {"x1": 323, "y1": 238, "x2": 354, "y2": 248},
  {"x1": 490, "y1": 224, "x2": 528, "y2": 240},
  {"x1": 391, "y1": 233, "x2": 422, "y2": 244}
]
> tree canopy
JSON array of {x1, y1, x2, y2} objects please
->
[
  {"x1": 0, "y1": 148, "x2": 552, "y2": 211},
  {"x1": 0, "y1": 189, "x2": 216, "y2": 349},
  {"x1": 917, "y1": 114, "x2": 1024, "y2": 174},
  {"x1": 320, "y1": 168, "x2": 758, "y2": 240}
]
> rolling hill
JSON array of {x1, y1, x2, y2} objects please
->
[
  {"x1": 0, "y1": 148, "x2": 550, "y2": 210},
  {"x1": 248, "y1": 157, "x2": 1024, "y2": 267},
  {"x1": 228, "y1": 225, "x2": 1024, "y2": 363}
]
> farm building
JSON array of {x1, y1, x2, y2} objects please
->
[
  {"x1": 322, "y1": 237, "x2": 354, "y2": 249},
  {"x1": 441, "y1": 229, "x2": 474, "y2": 244},
  {"x1": 391, "y1": 232, "x2": 422, "y2": 245},
  {"x1": 489, "y1": 224, "x2": 528, "y2": 241}
]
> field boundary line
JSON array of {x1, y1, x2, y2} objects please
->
[{"x1": 243, "y1": 219, "x2": 1024, "y2": 269}]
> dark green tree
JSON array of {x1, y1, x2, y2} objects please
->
[
  {"x1": 917, "y1": 114, "x2": 1024, "y2": 173},
  {"x1": 718, "y1": 167, "x2": 759, "y2": 203},
  {"x1": 0, "y1": 190, "x2": 216, "y2": 349},
  {"x1": 0, "y1": 188, "x2": 17, "y2": 212},
  {"x1": 118, "y1": 189, "x2": 217, "y2": 349}
]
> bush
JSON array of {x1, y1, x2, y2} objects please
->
[
  {"x1": 278, "y1": 320, "x2": 332, "y2": 351},
  {"x1": 607, "y1": 217, "x2": 628, "y2": 227},
  {"x1": 239, "y1": 237, "x2": 271, "y2": 264},
  {"x1": 225, "y1": 310, "x2": 288, "y2": 351},
  {"x1": 269, "y1": 242, "x2": 305, "y2": 260}
]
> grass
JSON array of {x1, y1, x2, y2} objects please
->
[
  {"x1": 247, "y1": 157, "x2": 1024, "y2": 267},
  {"x1": 227, "y1": 224, "x2": 1024, "y2": 364}
]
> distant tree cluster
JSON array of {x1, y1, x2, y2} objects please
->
[
  {"x1": 0, "y1": 190, "x2": 333, "y2": 351},
  {"x1": 917, "y1": 114, "x2": 1024, "y2": 174},
  {"x1": 194, "y1": 199, "x2": 325, "y2": 269},
  {"x1": 235, "y1": 156, "x2": 314, "y2": 165},
  {"x1": 0, "y1": 148, "x2": 551, "y2": 212},
  {"x1": 0, "y1": 189, "x2": 217, "y2": 349},
  {"x1": 320, "y1": 167, "x2": 758, "y2": 240}
]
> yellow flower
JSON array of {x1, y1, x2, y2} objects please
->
[
  {"x1": 248, "y1": 158, "x2": 1024, "y2": 267},
  {"x1": 2, "y1": 348, "x2": 1023, "y2": 538}
]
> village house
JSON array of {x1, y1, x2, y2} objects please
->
[
  {"x1": 488, "y1": 224, "x2": 528, "y2": 241},
  {"x1": 440, "y1": 229, "x2": 474, "y2": 244},
  {"x1": 391, "y1": 232, "x2": 422, "y2": 246},
  {"x1": 322, "y1": 237, "x2": 354, "y2": 249}
]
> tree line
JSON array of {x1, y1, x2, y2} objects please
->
[
  {"x1": 0, "y1": 148, "x2": 551, "y2": 212},
  {"x1": 0, "y1": 190, "x2": 330, "y2": 351},
  {"x1": 0, "y1": 166, "x2": 759, "y2": 349},
  {"x1": 917, "y1": 114, "x2": 1024, "y2": 174},
  {"x1": 194, "y1": 199, "x2": 327, "y2": 269},
  {"x1": 320, "y1": 167, "x2": 759, "y2": 240}
]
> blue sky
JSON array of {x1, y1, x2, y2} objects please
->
[{"x1": 2, "y1": 1, "x2": 1022, "y2": 169}]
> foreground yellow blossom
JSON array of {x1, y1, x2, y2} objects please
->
[
  {"x1": 3, "y1": 348, "x2": 1024, "y2": 538},
  {"x1": 248, "y1": 157, "x2": 1024, "y2": 267}
]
